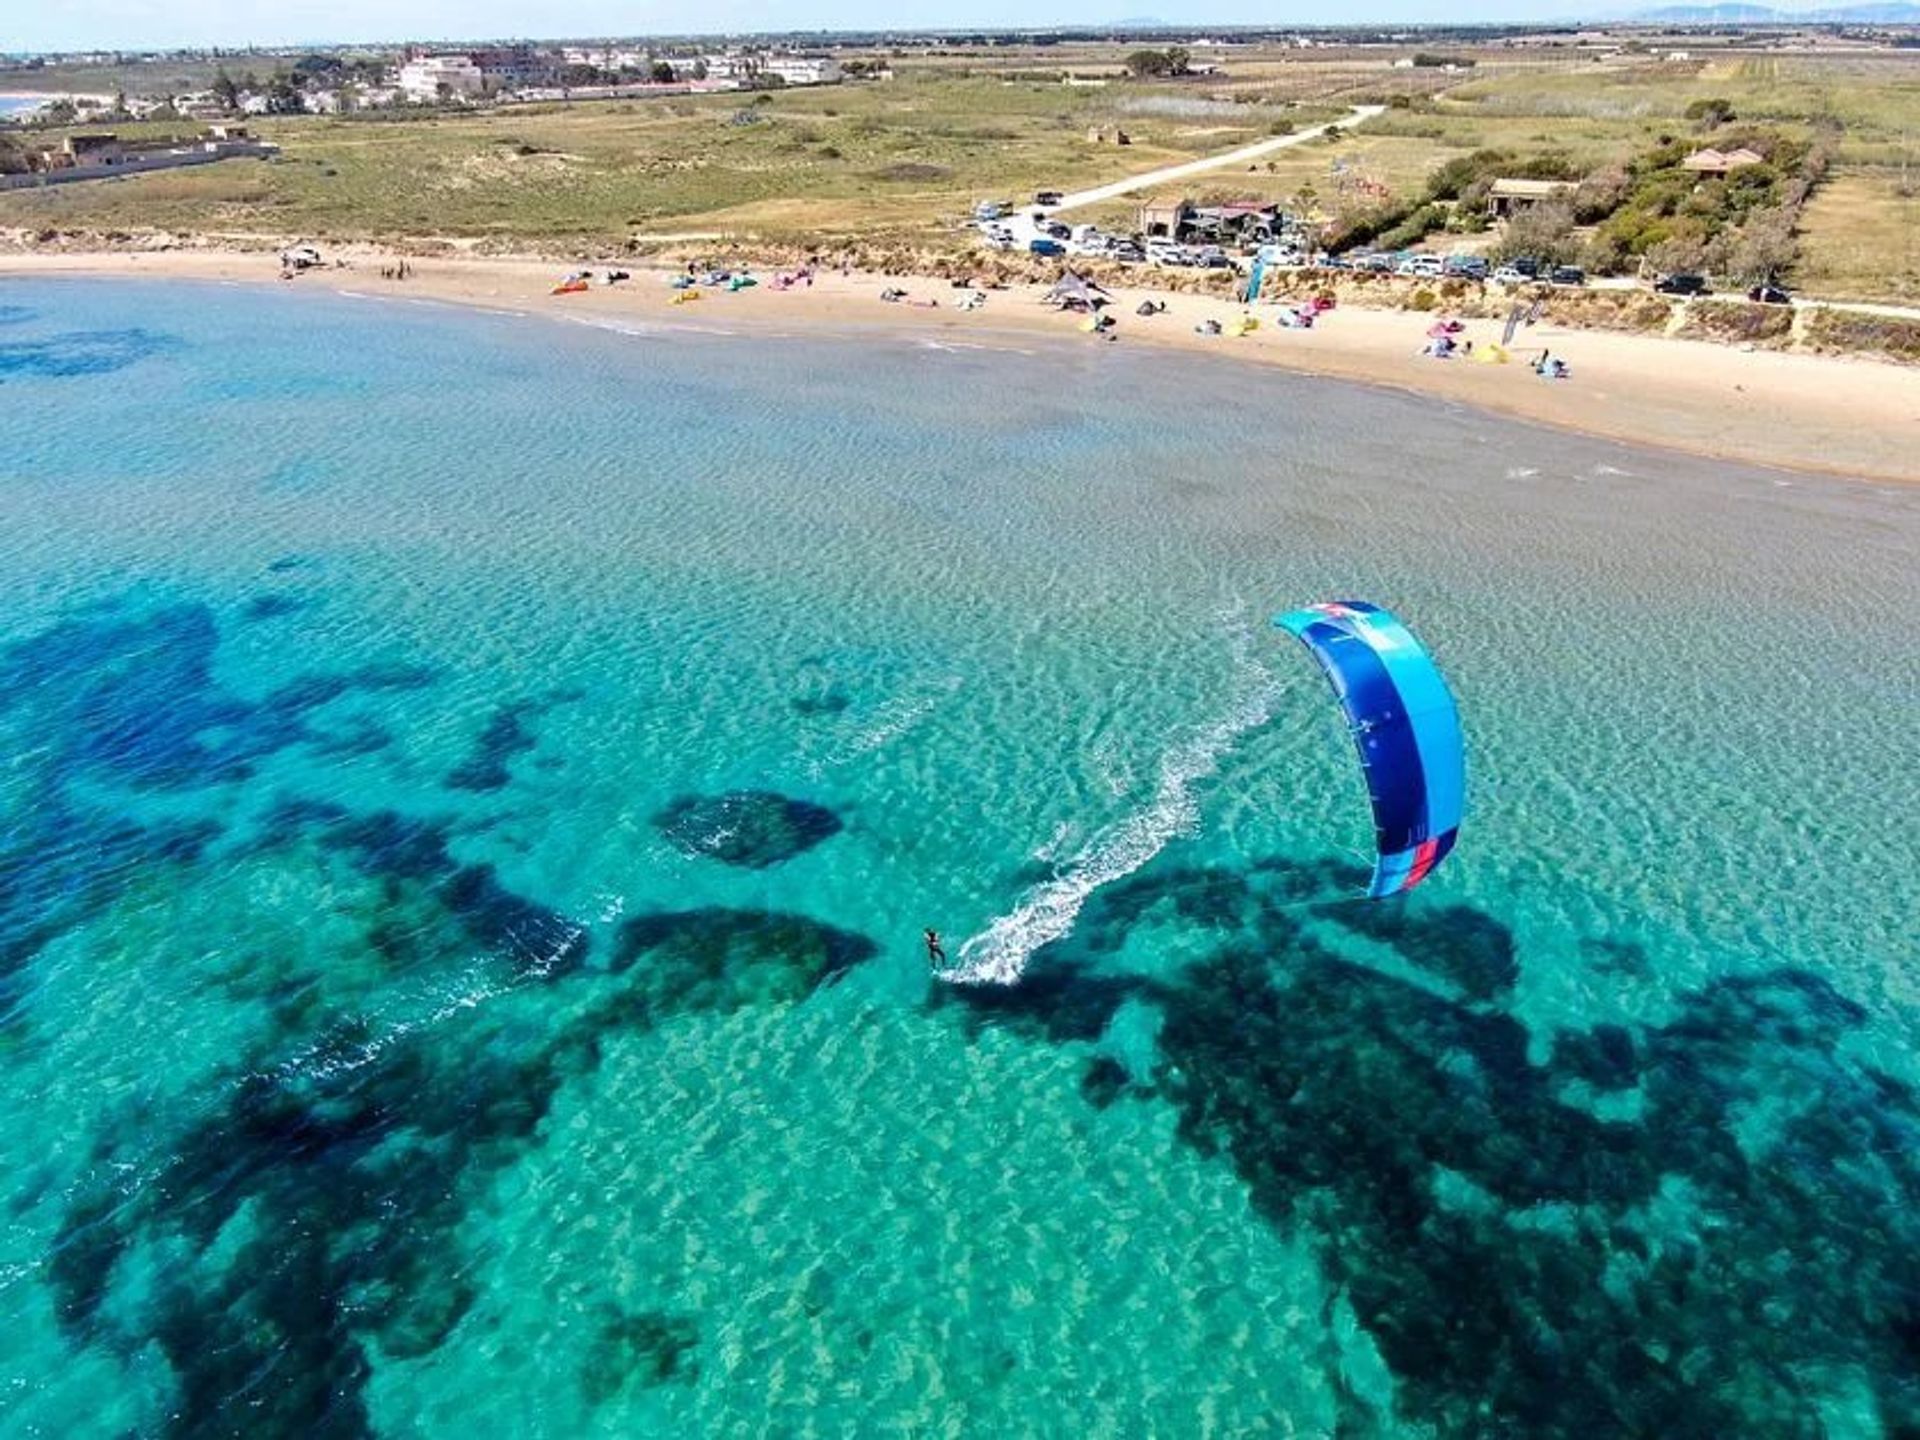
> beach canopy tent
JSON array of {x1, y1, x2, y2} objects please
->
[{"x1": 1044, "y1": 271, "x2": 1112, "y2": 313}]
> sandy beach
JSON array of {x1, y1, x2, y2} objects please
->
[{"x1": 5, "y1": 246, "x2": 1917, "y2": 483}]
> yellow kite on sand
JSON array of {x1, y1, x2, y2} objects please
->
[
  {"x1": 672, "y1": 289, "x2": 702, "y2": 305},
  {"x1": 1472, "y1": 343, "x2": 1509, "y2": 364},
  {"x1": 1231, "y1": 315, "x2": 1260, "y2": 337}
]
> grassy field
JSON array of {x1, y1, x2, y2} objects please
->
[
  {"x1": 3, "y1": 41, "x2": 1917, "y2": 299},
  {"x1": 0, "y1": 74, "x2": 1306, "y2": 248},
  {"x1": 1796, "y1": 168, "x2": 1920, "y2": 303}
]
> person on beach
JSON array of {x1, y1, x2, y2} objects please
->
[{"x1": 924, "y1": 929, "x2": 947, "y2": 967}]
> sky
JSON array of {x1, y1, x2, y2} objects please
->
[{"x1": 6, "y1": 1, "x2": 1596, "y2": 55}]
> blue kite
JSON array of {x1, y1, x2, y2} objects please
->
[{"x1": 1275, "y1": 600, "x2": 1464, "y2": 897}]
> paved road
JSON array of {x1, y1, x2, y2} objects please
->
[{"x1": 1043, "y1": 104, "x2": 1387, "y2": 216}]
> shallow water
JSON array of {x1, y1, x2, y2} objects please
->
[{"x1": 1, "y1": 278, "x2": 1916, "y2": 1438}]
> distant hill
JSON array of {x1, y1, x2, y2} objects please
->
[{"x1": 1632, "y1": 2, "x2": 1920, "y2": 19}]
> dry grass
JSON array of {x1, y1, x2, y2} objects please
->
[{"x1": 1795, "y1": 169, "x2": 1920, "y2": 303}]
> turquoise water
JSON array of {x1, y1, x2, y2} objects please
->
[
  {"x1": 1, "y1": 278, "x2": 1917, "y2": 1438},
  {"x1": 0, "y1": 97, "x2": 46, "y2": 119}
]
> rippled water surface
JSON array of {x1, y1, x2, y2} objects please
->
[{"x1": 1, "y1": 279, "x2": 1917, "y2": 1438}]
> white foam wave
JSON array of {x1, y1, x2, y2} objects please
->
[
  {"x1": 808, "y1": 673, "x2": 964, "y2": 776},
  {"x1": 947, "y1": 665, "x2": 1281, "y2": 987},
  {"x1": 918, "y1": 338, "x2": 1038, "y2": 357},
  {"x1": 260, "y1": 919, "x2": 585, "y2": 1085},
  {"x1": 558, "y1": 313, "x2": 739, "y2": 339}
]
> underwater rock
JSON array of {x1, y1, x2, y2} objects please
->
[
  {"x1": 611, "y1": 906, "x2": 878, "y2": 1019},
  {"x1": 446, "y1": 702, "x2": 539, "y2": 793},
  {"x1": 582, "y1": 1308, "x2": 700, "y2": 1401},
  {"x1": 653, "y1": 790, "x2": 843, "y2": 869},
  {"x1": 0, "y1": 327, "x2": 172, "y2": 380}
]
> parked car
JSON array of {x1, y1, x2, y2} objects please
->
[
  {"x1": 973, "y1": 201, "x2": 1004, "y2": 221},
  {"x1": 1510, "y1": 256, "x2": 1543, "y2": 278},
  {"x1": 1195, "y1": 247, "x2": 1232, "y2": 269},
  {"x1": 1044, "y1": 221, "x2": 1072, "y2": 240},
  {"x1": 1748, "y1": 283, "x2": 1792, "y2": 305},
  {"x1": 1445, "y1": 255, "x2": 1489, "y2": 279},
  {"x1": 1490, "y1": 265, "x2": 1532, "y2": 287},
  {"x1": 1654, "y1": 273, "x2": 1712, "y2": 296},
  {"x1": 1109, "y1": 242, "x2": 1146, "y2": 263},
  {"x1": 1028, "y1": 238, "x2": 1065, "y2": 257},
  {"x1": 1549, "y1": 266, "x2": 1587, "y2": 287},
  {"x1": 1034, "y1": 190, "x2": 1064, "y2": 206}
]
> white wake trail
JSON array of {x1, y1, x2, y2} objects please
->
[{"x1": 947, "y1": 662, "x2": 1281, "y2": 987}]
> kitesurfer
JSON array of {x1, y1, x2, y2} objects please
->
[{"x1": 924, "y1": 929, "x2": 947, "y2": 967}]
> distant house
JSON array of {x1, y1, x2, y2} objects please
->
[
  {"x1": 1681, "y1": 147, "x2": 1763, "y2": 177},
  {"x1": 41, "y1": 133, "x2": 125, "y2": 169},
  {"x1": 1139, "y1": 195, "x2": 1194, "y2": 238},
  {"x1": 1486, "y1": 177, "x2": 1576, "y2": 220},
  {"x1": 763, "y1": 55, "x2": 841, "y2": 86},
  {"x1": 469, "y1": 45, "x2": 551, "y2": 89},
  {"x1": 397, "y1": 55, "x2": 485, "y2": 102}
]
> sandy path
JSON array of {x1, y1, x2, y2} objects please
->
[
  {"x1": 1046, "y1": 105, "x2": 1386, "y2": 214},
  {"x1": 4, "y1": 247, "x2": 1916, "y2": 484}
]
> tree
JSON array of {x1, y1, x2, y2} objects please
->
[
  {"x1": 1493, "y1": 200, "x2": 1578, "y2": 266},
  {"x1": 1645, "y1": 233, "x2": 1708, "y2": 277},
  {"x1": 650, "y1": 60, "x2": 676, "y2": 83},
  {"x1": 1166, "y1": 45, "x2": 1190, "y2": 75},
  {"x1": 1722, "y1": 207, "x2": 1796, "y2": 284},
  {"x1": 266, "y1": 71, "x2": 303, "y2": 115},
  {"x1": 1685, "y1": 97, "x2": 1736, "y2": 129},
  {"x1": 212, "y1": 68, "x2": 240, "y2": 111},
  {"x1": 1571, "y1": 164, "x2": 1630, "y2": 224},
  {"x1": 44, "y1": 98, "x2": 77, "y2": 125},
  {"x1": 1123, "y1": 49, "x2": 1176, "y2": 78}
]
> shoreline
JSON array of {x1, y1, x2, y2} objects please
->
[{"x1": 4, "y1": 247, "x2": 1917, "y2": 484}]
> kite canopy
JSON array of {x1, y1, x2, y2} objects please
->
[{"x1": 1275, "y1": 600, "x2": 1464, "y2": 897}]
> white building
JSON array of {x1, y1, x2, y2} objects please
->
[
  {"x1": 699, "y1": 52, "x2": 754, "y2": 80},
  {"x1": 397, "y1": 55, "x2": 484, "y2": 102},
  {"x1": 763, "y1": 55, "x2": 841, "y2": 86}
]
